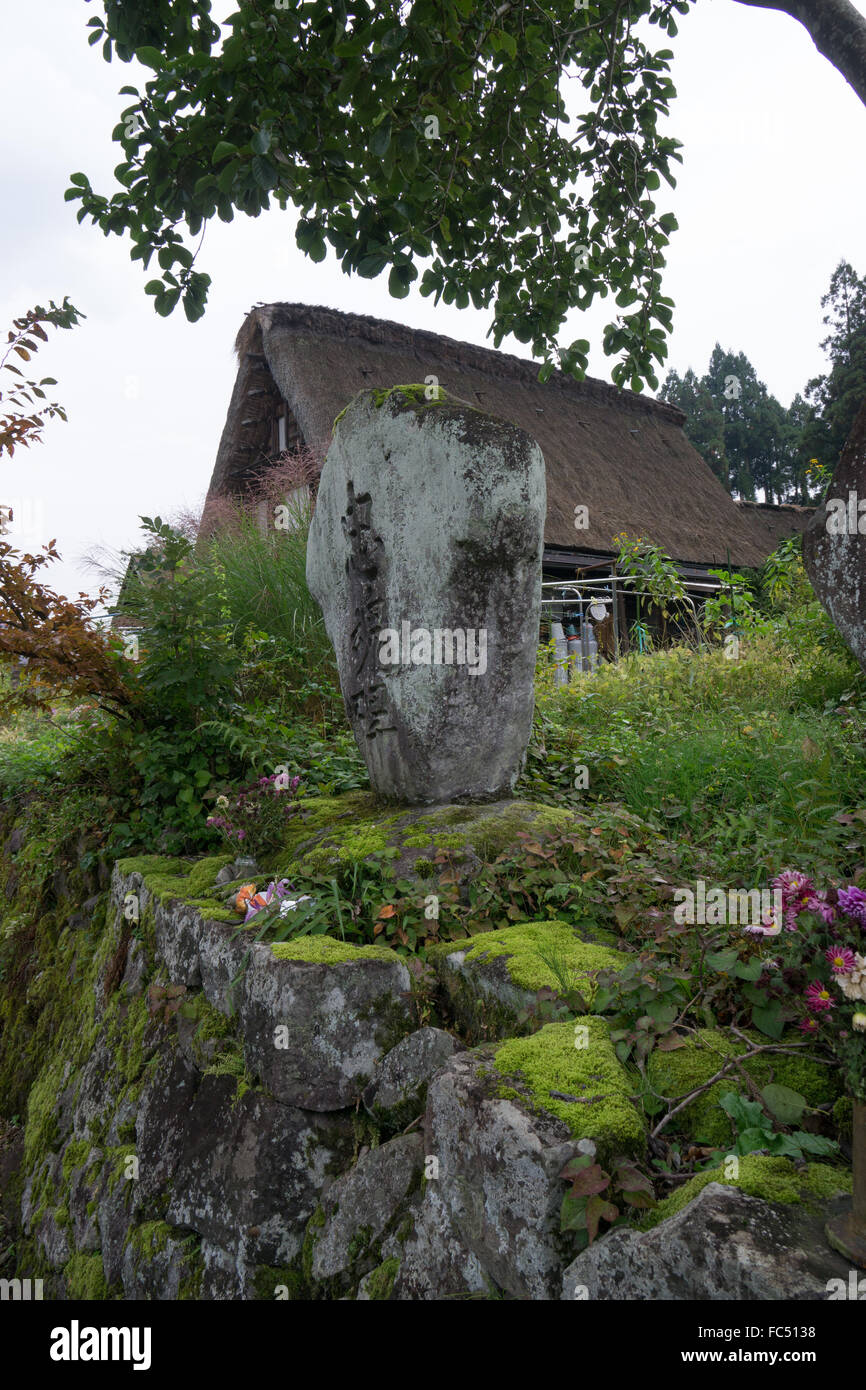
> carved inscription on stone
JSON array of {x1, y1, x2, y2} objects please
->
[{"x1": 341, "y1": 482, "x2": 396, "y2": 739}]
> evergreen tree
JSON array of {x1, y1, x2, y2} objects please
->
[
  {"x1": 659, "y1": 367, "x2": 726, "y2": 486},
  {"x1": 802, "y1": 260, "x2": 866, "y2": 477},
  {"x1": 663, "y1": 347, "x2": 794, "y2": 502}
]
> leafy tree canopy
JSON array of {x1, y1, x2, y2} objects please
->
[{"x1": 70, "y1": 0, "x2": 697, "y2": 389}]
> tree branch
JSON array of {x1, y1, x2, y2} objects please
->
[{"x1": 732, "y1": 0, "x2": 866, "y2": 107}]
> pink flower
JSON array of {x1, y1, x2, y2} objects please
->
[
  {"x1": 798, "y1": 1016, "x2": 820, "y2": 1035},
  {"x1": 805, "y1": 980, "x2": 835, "y2": 1013},
  {"x1": 773, "y1": 870, "x2": 815, "y2": 905},
  {"x1": 825, "y1": 946, "x2": 856, "y2": 975},
  {"x1": 806, "y1": 892, "x2": 836, "y2": 925},
  {"x1": 772, "y1": 870, "x2": 825, "y2": 928}
]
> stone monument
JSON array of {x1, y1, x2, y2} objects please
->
[
  {"x1": 803, "y1": 398, "x2": 866, "y2": 674},
  {"x1": 306, "y1": 386, "x2": 546, "y2": 803}
]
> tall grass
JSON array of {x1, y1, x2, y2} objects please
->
[
  {"x1": 527, "y1": 637, "x2": 866, "y2": 882},
  {"x1": 198, "y1": 494, "x2": 331, "y2": 667}
]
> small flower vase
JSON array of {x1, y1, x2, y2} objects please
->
[{"x1": 826, "y1": 1099, "x2": 866, "y2": 1268}]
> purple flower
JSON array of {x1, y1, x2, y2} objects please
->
[{"x1": 838, "y1": 885, "x2": 866, "y2": 927}]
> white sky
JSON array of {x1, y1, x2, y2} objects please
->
[{"x1": 1, "y1": 0, "x2": 865, "y2": 600}]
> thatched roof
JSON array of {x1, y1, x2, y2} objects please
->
[
  {"x1": 734, "y1": 499, "x2": 813, "y2": 556},
  {"x1": 206, "y1": 303, "x2": 809, "y2": 569}
]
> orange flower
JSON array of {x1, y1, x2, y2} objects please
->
[{"x1": 235, "y1": 883, "x2": 257, "y2": 913}]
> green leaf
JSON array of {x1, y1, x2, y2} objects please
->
[
  {"x1": 751, "y1": 1002, "x2": 785, "y2": 1040},
  {"x1": 389, "y1": 265, "x2": 410, "y2": 299},
  {"x1": 720, "y1": 1091, "x2": 765, "y2": 1131},
  {"x1": 791, "y1": 1131, "x2": 838, "y2": 1156},
  {"x1": 135, "y1": 47, "x2": 164, "y2": 70},
  {"x1": 560, "y1": 1192, "x2": 588, "y2": 1234},
  {"x1": 490, "y1": 29, "x2": 517, "y2": 59},
  {"x1": 732, "y1": 957, "x2": 764, "y2": 982},
  {"x1": 761, "y1": 1084, "x2": 807, "y2": 1126},
  {"x1": 736, "y1": 1126, "x2": 775, "y2": 1156},
  {"x1": 251, "y1": 128, "x2": 271, "y2": 156},
  {"x1": 707, "y1": 948, "x2": 739, "y2": 973},
  {"x1": 370, "y1": 119, "x2": 392, "y2": 159},
  {"x1": 212, "y1": 142, "x2": 239, "y2": 166},
  {"x1": 251, "y1": 155, "x2": 277, "y2": 190}
]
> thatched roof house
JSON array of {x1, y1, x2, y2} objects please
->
[{"x1": 205, "y1": 303, "x2": 811, "y2": 576}]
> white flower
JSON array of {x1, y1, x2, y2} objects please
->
[
  {"x1": 278, "y1": 895, "x2": 313, "y2": 917},
  {"x1": 837, "y1": 954, "x2": 866, "y2": 1003},
  {"x1": 852, "y1": 1013, "x2": 866, "y2": 1033}
]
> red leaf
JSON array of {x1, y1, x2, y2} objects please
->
[{"x1": 585, "y1": 1194, "x2": 619, "y2": 1243}]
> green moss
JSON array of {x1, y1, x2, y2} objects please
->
[
  {"x1": 270, "y1": 937, "x2": 402, "y2": 966},
  {"x1": 302, "y1": 1205, "x2": 326, "y2": 1285},
  {"x1": 61, "y1": 1137, "x2": 93, "y2": 1184},
  {"x1": 253, "y1": 1262, "x2": 308, "y2": 1300},
  {"x1": 185, "y1": 857, "x2": 232, "y2": 895},
  {"x1": 363, "y1": 1256, "x2": 400, "y2": 1300},
  {"x1": 64, "y1": 1252, "x2": 109, "y2": 1301},
  {"x1": 23, "y1": 1054, "x2": 68, "y2": 1166},
  {"x1": 202, "y1": 1052, "x2": 245, "y2": 1079},
  {"x1": 641, "y1": 1155, "x2": 852, "y2": 1229},
  {"x1": 116, "y1": 855, "x2": 189, "y2": 878},
  {"x1": 370, "y1": 383, "x2": 453, "y2": 409},
  {"x1": 832, "y1": 1095, "x2": 853, "y2": 1141},
  {"x1": 493, "y1": 1018, "x2": 645, "y2": 1159},
  {"x1": 447, "y1": 920, "x2": 627, "y2": 1001},
  {"x1": 413, "y1": 856, "x2": 435, "y2": 879},
  {"x1": 178, "y1": 991, "x2": 238, "y2": 1069},
  {"x1": 347, "y1": 1224, "x2": 374, "y2": 1263},
  {"x1": 106, "y1": 1145, "x2": 138, "y2": 1194},
  {"x1": 646, "y1": 1029, "x2": 839, "y2": 1146},
  {"x1": 127, "y1": 1220, "x2": 173, "y2": 1260},
  {"x1": 177, "y1": 1241, "x2": 205, "y2": 1300},
  {"x1": 267, "y1": 794, "x2": 586, "y2": 884}
]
